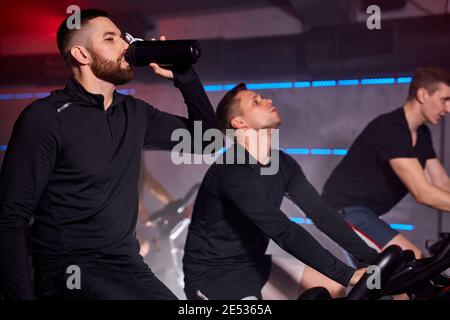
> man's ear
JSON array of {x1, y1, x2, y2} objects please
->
[
  {"x1": 230, "y1": 116, "x2": 246, "y2": 130},
  {"x1": 70, "y1": 45, "x2": 91, "y2": 65},
  {"x1": 416, "y1": 87, "x2": 428, "y2": 104}
]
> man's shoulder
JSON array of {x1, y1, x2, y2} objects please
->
[
  {"x1": 356, "y1": 108, "x2": 403, "y2": 140},
  {"x1": 121, "y1": 93, "x2": 144, "y2": 104},
  {"x1": 19, "y1": 97, "x2": 59, "y2": 120},
  {"x1": 370, "y1": 108, "x2": 402, "y2": 127},
  {"x1": 278, "y1": 148, "x2": 293, "y2": 161},
  {"x1": 277, "y1": 149, "x2": 300, "y2": 169},
  {"x1": 13, "y1": 92, "x2": 70, "y2": 133},
  {"x1": 124, "y1": 95, "x2": 156, "y2": 113},
  {"x1": 21, "y1": 87, "x2": 76, "y2": 114}
]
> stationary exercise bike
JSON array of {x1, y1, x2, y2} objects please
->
[
  {"x1": 378, "y1": 232, "x2": 450, "y2": 300},
  {"x1": 298, "y1": 233, "x2": 450, "y2": 300},
  {"x1": 144, "y1": 183, "x2": 200, "y2": 291}
]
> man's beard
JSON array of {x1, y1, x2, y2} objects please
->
[{"x1": 90, "y1": 50, "x2": 134, "y2": 85}]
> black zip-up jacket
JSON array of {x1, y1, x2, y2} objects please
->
[{"x1": 0, "y1": 68, "x2": 218, "y2": 300}]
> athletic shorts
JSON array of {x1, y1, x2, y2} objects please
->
[{"x1": 341, "y1": 206, "x2": 399, "y2": 250}]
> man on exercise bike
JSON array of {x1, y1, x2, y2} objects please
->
[
  {"x1": 183, "y1": 83, "x2": 378, "y2": 300},
  {"x1": 322, "y1": 67, "x2": 450, "y2": 259}
]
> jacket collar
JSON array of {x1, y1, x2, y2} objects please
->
[
  {"x1": 222, "y1": 142, "x2": 274, "y2": 169},
  {"x1": 63, "y1": 76, "x2": 125, "y2": 109}
]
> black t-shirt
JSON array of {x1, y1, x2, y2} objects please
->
[
  {"x1": 183, "y1": 144, "x2": 378, "y2": 299},
  {"x1": 322, "y1": 108, "x2": 437, "y2": 216}
]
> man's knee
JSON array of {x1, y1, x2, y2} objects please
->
[
  {"x1": 328, "y1": 284, "x2": 346, "y2": 298},
  {"x1": 384, "y1": 235, "x2": 423, "y2": 259},
  {"x1": 410, "y1": 247, "x2": 423, "y2": 259}
]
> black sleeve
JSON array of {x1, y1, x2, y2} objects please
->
[
  {"x1": 218, "y1": 164, "x2": 355, "y2": 286},
  {"x1": 0, "y1": 103, "x2": 60, "y2": 300},
  {"x1": 142, "y1": 67, "x2": 218, "y2": 152},
  {"x1": 375, "y1": 121, "x2": 415, "y2": 162},
  {"x1": 283, "y1": 154, "x2": 378, "y2": 265}
]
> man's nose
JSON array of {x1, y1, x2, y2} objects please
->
[
  {"x1": 445, "y1": 103, "x2": 450, "y2": 113},
  {"x1": 266, "y1": 99, "x2": 272, "y2": 107},
  {"x1": 120, "y1": 37, "x2": 130, "y2": 51}
]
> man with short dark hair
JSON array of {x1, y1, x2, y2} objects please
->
[
  {"x1": 322, "y1": 67, "x2": 450, "y2": 259},
  {"x1": 183, "y1": 83, "x2": 378, "y2": 300},
  {"x1": 0, "y1": 9, "x2": 217, "y2": 300}
]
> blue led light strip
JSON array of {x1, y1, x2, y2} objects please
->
[
  {"x1": 0, "y1": 76, "x2": 412, "y2": 100},
  {"x1": 290, "y1": 217, "x2": 414, "y2": 231},
  {"x1": 203, "y1": 76, "x2": 411, "y2": 92},
  {"x1": 0, "y1": 89, "x2": 136, "y2": 101},
  {"x1": 0, "y1": 146, "x2": 349, "y2": 155},
  {"x1": 282, "y1": 148, "x2": 348, "y2": 156}
]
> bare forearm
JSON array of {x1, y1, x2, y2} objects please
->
[
  {"x1": 429, "y1": 174, "x2": 450, "y2": 193},
  {"x1": 433, "y1": 181, "x2": 450, "y2": 194},
  {"x1": 441, "y1": 178, "x2": 450, "y2": 193},
  {"x1": 417, "y1": 185, "x2": 450, "y2": 212}
]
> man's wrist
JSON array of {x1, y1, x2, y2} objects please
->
[{"x1": 173, "y1": 66, "x2": 197, "y2": 84}]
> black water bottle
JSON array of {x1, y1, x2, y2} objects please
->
[{"x1": 125, "y1": 39, "x2": 201, "y2": 67}]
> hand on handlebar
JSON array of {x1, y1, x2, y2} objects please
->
[{"x1": 349, "y1": 268, "x2": 367, "y2": 286}]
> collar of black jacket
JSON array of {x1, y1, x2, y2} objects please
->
[
  {"x1": 63, "y1": 76, "x2": 126, "y2": 109},
  {"x1": 221, "y1": 142, "x2": 275, "y2": 169}
]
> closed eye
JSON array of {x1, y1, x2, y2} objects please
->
[
  {"x1": 103, "y1": 31, "x2": 119, "y2": 43},
  {"x1": 252, "y1": 95, "x2": 263, "y2": 105}
]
